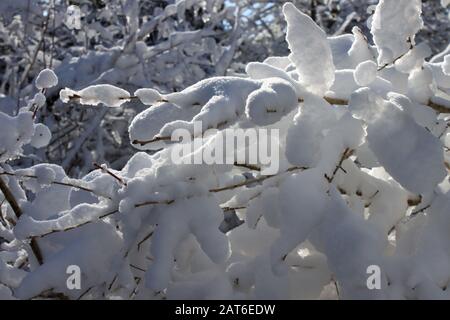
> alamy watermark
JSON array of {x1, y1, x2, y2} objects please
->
[
  {"x1": 169, "y1": 121, "x2": 280, "y2": 175},
  {"x1": 366, "y1": 265, "x2": 381, "y2": 290},
  {"x1": 66, "y1": 265, "x2": 81, "y2": 290}
]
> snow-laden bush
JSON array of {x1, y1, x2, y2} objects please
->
[
  {"x1": 0, "y1": 1, "x2": 450, "y2": 300},
  {"x1": 0, "y1": 0, "x2": 243, "y2": 176}
]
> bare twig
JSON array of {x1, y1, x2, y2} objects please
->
[
  {"x1": 233, "y1": 163, "x2": 261, "y2": 171},
  {"x1": 137, "y1": 231, "x2": 154, "y2": 251},
  {"x1": 325, "y1": 148, "x2": 354, "y2": 183},
  {"x1": 132, "y1": 136, "x2": 172, "y2": 146},
  {"x1": 77, "y1": 286, "x2": 94, "y2": 300},
  {"x1": 410, "y1": 204, "x2": 430, "y2": 217},
  {"x1": 18, "y1": 14, "x2": 50, "y2": 90},
  {"x1": 134, "y1": 200, "x2": 174, "y2": 208},
  {"x1": 93, "y1": 162, "x2": 127, "y2": 186},
  {"x1": 377, "y1": 40, "x2": 414, "y2": 71},
  {"x1": 221, "y1": 206, "x2": 246, "y2": 212}
]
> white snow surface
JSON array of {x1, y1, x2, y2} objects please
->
[
  {"x1": 349, "y1": 88, "x2": 446, "y2": 194},
  {"x1": 354, "y1": 60, "x2": 378, "y2": 86},
  {"x1": 443, "y1": 55, "x2": 450, "y2": 76},
  {"x1": 283, "y1": 2, "x2": 335, "y2": 96},
  {"x1": 35, "y1": 69, "x2": 58, "y2": 90},
  {"x1": 371, "y1": 0, "x2": 423, "y2": 66},
  {"x1": 60, "y1": 84, "x2": 130, "y2": 107}
]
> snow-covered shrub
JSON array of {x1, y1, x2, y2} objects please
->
[
  {"x1": 0, "y1": 0, "x2": 244, "y2": 176},
  {"x1": 0, "y1": 1, "x2": 449, "y2": 300}
]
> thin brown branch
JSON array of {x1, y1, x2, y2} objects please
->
[
  {"x1": 428, "y1": 100, "x2": 450, "y2": 114},
  {"x1": 64, "y1": 94, "x2": 139, "y2": 103},
  {"x1": 129, "y1": 278, "x2": 141, "y2": 299},
  {"x1": 323, "y1": 97, "x2": 348, "y2": 105},
  {"x1": 0, "y1": 176, "x2": 23, "y2": 220},
  {"x1": 93, "y1": 163, "x2": 127, "y2": 186},
  {"x1": 377, "y1": 40, "x2": 414, "y2": 71},
  {"x1": 137, "y1": 231, "x2": 154, "y2": 251},
  {"x1": 209, "y1": 166, "x2": 306, "y2": 193},
  {"x1": 0, "y1": 176, "x2": 43, "y2": 265},
  {"x1": 325, "y1": 148, "x2": 354, "y2": 183},
  {"x1": 233, "y1": 163, "x2": 261, "y2": 171},
  {"x1": 77, "y1": 286, "x2": 93, "y2": 300},
  {"x1": 0, "y1": 171, "x2": 111, "y2": 200},
  {"x1": 132, "y1": 135, "x2": 172, "y2": 146},
  {"x1": 36, "y1": 200, "x2": 168, "y2": 240},
  {"x1": 134, "y1": 200, "x2": 174, "y2": 208},
  {"x1": 35, "y1": 209, "x2": 118, "y2": 239},
  {"x1": 221, "y1": 206, "x2": 246, "y2": 212},
  {"x1": 129, "y1": 264, "x2": 146, "y2": 273},
  {"x1": 410, "y1": 204, "x2": 430, "y2": 217},
  {"x1": 408, "y1": 195, "x2": 422, "y2": 207},
  {"x1": 17, "y1": 14, "x2": 50, "y2": 90}
]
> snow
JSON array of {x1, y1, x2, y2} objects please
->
[
  {"x1": 134, "y1": 88, "x2": 163, "y2": 105},
  {"x1": 128, "y1": 77, "x2": 295, "y2": 149},
  {"x1": 313, "y1": 187, "x2": 387, "y2": 299},
  {"x1": 0, "y1": 0, "x2": 449, "y2": 301},
  {"x1": 371, "y1": 0, "x2": 423, "y2": 66},
  {"x1": 35, "y1": 69, "x2": 58, "y2": 90},
  {"x1": 354, "y1": 60, "x2": 378, "y2": 86},
  {"x1": 13, "y1": 202, "x2": 111, "y2": 239},
  {"x1": 65, "y1": 5, "x2": 81, "y2": 30},
  {"x1": 443, "y1": 55, "x2": 450, "y2": 76},
  {"x1": 246, "y1": 187, "x2": 280, "y2": 229},
  {"x1": 395, "y1": 43, "x2": 431, "y2": 74},
  {"x1": 271, "y1": 169, "x2": 329, "y2": 274},
  {"x1": 347, "y1": 27, "x2": 375, "y2": 68},
  {"x1": 32, "y1": 93, "x2": 46, "y2": 108},
  {"x1": 263, "y1": 56, "x2": 291, "y2": 70},
  {"x1": 128, "y1": 101, "x2": 198, "y2": 150},
  {"x1": 245, "y1": 62, "x2": 304, "y2": 96},
  {"x1": 429, "y1": 62, "x2": 450, "y2": 90},
  {"x1": 30, "y1": 123, "x2": 52, "y2": 149},
  {"x1": 60, "y1": 84, "x2": 130, "y2": 107},
  {"x1": 283, "y1": 2, "x2": 335, "y2": 96},
  {"x1": 349, "y1": 88, "x2": 447, "y2": 194},
  {"x1": 245, "y1": 78, "x2": 298, "y2": 126},
  {"x1": 145, "y1": 196, "x2": 230, "y2": 291},
  {"x1": 327, "y1": 27, "x2": 375, "y2": 71},
  {"x1": 0, "y1": 111, "x2": 35, "y2": 162},
  {"x1": 34, "y1": 166, "x2": 56, "y2": 186},
  {"x1": 15, "y1": 222, "x2": 122, "y2": 299},
  {"x1": 407, "y1": 66, "x2": 433, "y2": 104},
  {"x1": 286, "y1": 94, "x2": 336, "y2": 167}
]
